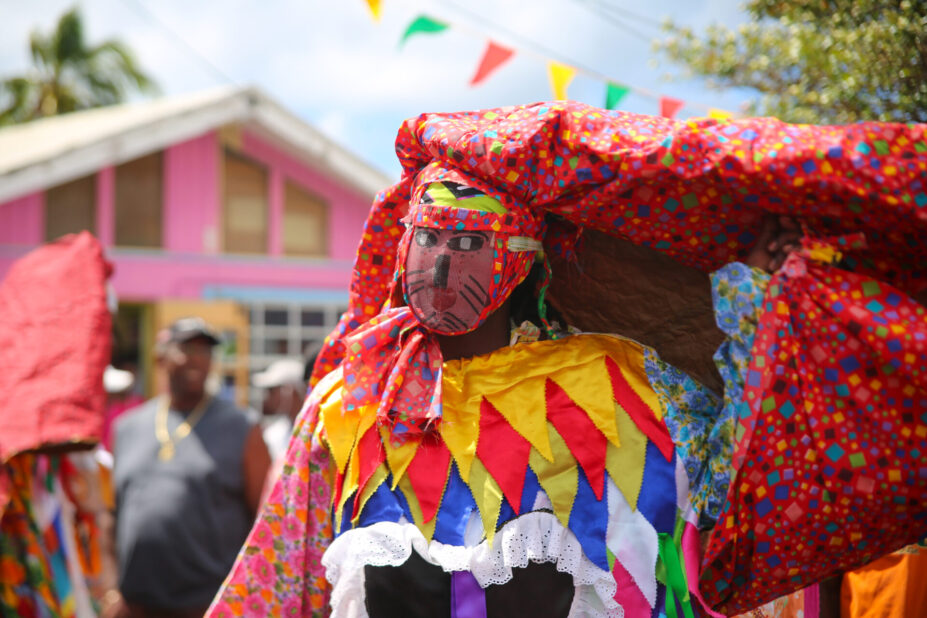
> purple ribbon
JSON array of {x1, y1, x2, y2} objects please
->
[{"x1": 451, "y1": 570, "x2": 487, "y2": 618}]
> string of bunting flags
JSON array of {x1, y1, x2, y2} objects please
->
[{"x1": 368, "y1": 2, "x2": 737, "y2": 119}]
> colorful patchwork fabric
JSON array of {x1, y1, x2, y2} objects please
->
[
  {"x1": 207, "y1": 372, "x2": 337, "y2": 618},
  {"x1": 210, "y1": 259, "x2": 758, "y2": 617},
  {"x1": 701, "y1": 239, "x2": 927, "y2": 613},
  {"x1": 0, "y1": 454, "x2": 75, "y2": 617},
  {"x1": 312, "y1": 102, "x2": 927, "y2": 385},
  {"x1": 2, "y1": 452, "x2": 116, "y2": 618},
  {"x1": 318, "y1": 333, "x2": 711, "y2": 617},
  {"x1": 1, "y1": 455, "x2": 63, "y2": 618}
]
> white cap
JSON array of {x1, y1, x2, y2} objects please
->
[
  {"x1": 252, "y1": 359, "x2": 305, "y2": 388},
  {"x1": 103, "y1": 365, "x2": 134, "y2": 394}
]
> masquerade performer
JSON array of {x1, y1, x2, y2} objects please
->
[
  {"x1": 210, "y1": 103, "x2": 927, "y2": 617},
  {"x1": 0, "y1": 233, "x2": 115, "y2": 616}
]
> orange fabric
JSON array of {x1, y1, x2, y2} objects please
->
[{"x1": 841, "y1": 544, "x2": 927, "y2": 618}]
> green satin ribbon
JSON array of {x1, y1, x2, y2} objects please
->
[
  {"x1": 423, "y1": 182, "x2": 507, "y2": 214},
  {"x1": 657, "y1": 531, "x2": 694, "y2": 618}
]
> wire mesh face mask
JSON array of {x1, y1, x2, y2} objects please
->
[{"x1": 400, "y1": 181, "x2": 543, "y2": 335}]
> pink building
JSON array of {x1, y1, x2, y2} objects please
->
[{"x1": 0, "y1": 87, "x2": 392, "y2": 404}]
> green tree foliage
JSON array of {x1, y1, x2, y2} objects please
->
[
  {"x1": 0, "y1": 7, "x2": 156, "y2": 125},
  {"x1": 656, "y1": 0, "x2": 926, "y2": 124}
]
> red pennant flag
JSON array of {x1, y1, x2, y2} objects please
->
[
  {"x1": 352, "y1": 425, "x2": 386, "y2": 520},
  {"x1": 612, "y1": 558, "x2": 652, "y2": 617},
  {"x1": 659, "y1": 96, "x2": 685, "y2": 119},
  {"x1": 604, "y1": 356, "x2": 675, "y2": 462},
  {"x1": 476, "y1": 397, "x2": 532, "y2": 513},
  {"x1": 545, "y1": 378, "x2": 608, "y2": 500},
  {"x1": 332, "y1": 467, "x2": 345, "y2": 511},
  {"x1": 405, "y1": 438, "x2": 452, "y2": 524},
  {"x1": 470, "y1": 41, "x2": 514, "y2": 86}
]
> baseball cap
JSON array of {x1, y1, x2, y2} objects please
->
[
  {"x1": 103, "y1": 365, "x2": 134, "y2": 394},
  {"x1": 158, "y1": 317, "x2": 221, "y2": 347},
  {"x1": 252, "y1": 359, "x2": 306, "y2": 388}
]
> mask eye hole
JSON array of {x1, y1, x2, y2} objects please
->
[
  {"x1": 447, "y1": 234, "x2": 484, "y2": 252},
  {"x1": 414, "y1": 229, "x2": 438, "y2": 248}
]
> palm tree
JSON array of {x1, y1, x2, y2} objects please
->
[{"x1": 0, "y1": 7, "x2": 157, "y2": 125}]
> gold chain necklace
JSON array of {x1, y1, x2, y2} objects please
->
[{"x1": 155, "y1": 395, "x2": 212, "y2": 461}]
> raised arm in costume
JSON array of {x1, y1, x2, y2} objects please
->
[{"x1": 210, "y1": 102, "x2": 927, "y2": 617}]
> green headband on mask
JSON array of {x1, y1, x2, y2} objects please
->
[{"x1": 421, "y1": 182, "x2": 508, "y2": 214}]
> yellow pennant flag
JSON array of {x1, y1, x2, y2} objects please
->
[
  {"x1": 364, "y1": 0, "x2": 382, "y2": 21},
  {"x1": 548, "y1": 62, "x2": 576, "y2": 100},
  {"x1": 708, "y1": 108, "x2": 734, "y2": 120},
  {"x1": 468, "y1": 459, "x2": 504, "y2": 546}
]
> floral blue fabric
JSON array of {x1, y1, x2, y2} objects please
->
[{"x1": 645, "y1": 262, "x2": 769, "y2": 529}]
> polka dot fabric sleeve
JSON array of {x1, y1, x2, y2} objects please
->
[{"x1": 701, "y1": 242, "x2": 927, "y2": 614}]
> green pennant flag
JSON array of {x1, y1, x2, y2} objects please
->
[
  {"x1": 605, "y1": 82, "x2": 631, "y2": 110},
  {"x1": 399, "y1": 15, "x2": 449, "y2": 48}
]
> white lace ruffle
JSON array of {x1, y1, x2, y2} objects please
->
[{"x1": 323, "y1": 512, "x2": 623, "y2": 618}]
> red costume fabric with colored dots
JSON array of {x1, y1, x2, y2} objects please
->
[
  {"x1": 703, "y1": 237, "x2": 927, "y2": 613},
  {"x1": 313, "y1": 101, "x2": 927, "y2": 612},
  {"x1": 315, "y1": 103, "x2": 925, "y2": 383}
]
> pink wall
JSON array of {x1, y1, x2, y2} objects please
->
[
  {"x1": 95, "y1": 166, "x2": 115, "y2": 247},
  {"x1": 241, "y1": 131, "x2": 373, "y2": 261},
  {"x1": 0, "y1": 192, "x2": 44, "y2": 244},
  {"x1": 1, "y1": 129, "x2": 373, "y2": 262},
  {"x1": 0, "y1": 244, "x2": 352, "y2": 302},
  {"x1": 268, "y1": 169, "x2": 284, "y2": 257},
  {"x1": 2, "y1": 128, "x2": 376, "y2": 302},
  {"x1": 163, "y1": 132, "x2": 220, "y2": 254},
  {"x1": 107, "y1": 252, "x2": 352, "y2": 300}
]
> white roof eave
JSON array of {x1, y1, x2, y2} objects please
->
[
  {"x1": 248, "y1": 91, "x2": 392, "y2": 200},
  {"x1": 0, "y1": 86, "x2": 393, "y2": 204}
]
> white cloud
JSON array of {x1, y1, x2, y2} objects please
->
[{"x1": 315, "y1": 108, "x2": 349, "y2": 143}]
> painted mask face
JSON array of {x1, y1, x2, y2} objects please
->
[{"x1": 404, "y1": 226, "x2": 496, "y2": 333}]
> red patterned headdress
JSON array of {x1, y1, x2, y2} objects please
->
[{"x1": 318, "y1": 103, "x2": 926, "y2": 389}]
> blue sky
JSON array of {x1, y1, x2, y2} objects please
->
[{"x1": 0, "y1": 0, "x2": 755, "y2": 178}]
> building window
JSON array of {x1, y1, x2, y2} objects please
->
[
  {"x1": 115, "y1": 152, "x2": 162, "y2": 248},
  {"x1": 46, "y1": 174, "x2": 95, "y2": 240},
  {"x1": 283, "y1": 180, "x2": 328, "y2": 257},
  {"x1": 247, "y1": 302, "x2": 346, "y2": 409},
  {"x1": 224, "y1": 151, "x2": 268, "y2": 254}
]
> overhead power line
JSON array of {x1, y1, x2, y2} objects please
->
[
  {"x1": 436, "y1": 0, "x2": 618, "y2": 82},
  {"x1": 576, "y1": 0, "x2": 665, "y2": 30},
  {"x1": 570, "y1": 0, "x2": 659, "y2": 43},
  {"x1": 116, "y1": 0, "x2": 238, "y2": 86},
  {"x1": 433, "y1": 0, "x2": 722, "y2": 113}
]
